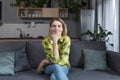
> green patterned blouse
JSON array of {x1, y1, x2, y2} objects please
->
[{"x1": 42, "y1": 35, "x2": 71, "y2": 68}]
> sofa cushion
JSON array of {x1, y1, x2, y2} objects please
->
[
  {"x1": 0, "y1": 69, "x2": 49, "y2": 80},
  {"x1": 83, "y1": 49, "x2": 108, "y2": 70},
  {"x1": 68, "y1": 67, "x2": 120, "y2": 80},
  {"x1": 0, "y1": 51, "x2": 15, "y2": 75},
  {"x1": 15, "y1": 47, "x2": 31, "y2": 72},
  {"x1": 70, "y1": 41, "x2": 106, "y2": 67},
  {"x1": 26, "y1": 41, "x2": 46, "y2": 68}
]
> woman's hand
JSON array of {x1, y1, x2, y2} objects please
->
[
  {"x1": 51, "y1": 33, "x2": 61, "y2": 43},
  {"x1": 50, "y1": 33, "x2": 60, "y2": 59},
  {"x1": 36, "y1": 62, "x2": 44, "y2": 73},
  {"x1": 36, "y1": 59, "x2": 50, "y2": 73}
]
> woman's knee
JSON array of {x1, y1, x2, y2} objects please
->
[
  {"x1": 54, "y1": 64, "x2": 61, "y2": 68},
  {"x1": 54, "y1": 64, "x2": 62, "y2": 70}
]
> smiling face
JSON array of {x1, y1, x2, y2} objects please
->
[
  {"x1": 49, "y1": 18, "x2": 68, "y2": 36},
  {"x1": 50, "y1": 20, "x2": 63, "y2": 35}
]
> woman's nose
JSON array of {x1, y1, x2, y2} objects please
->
[{"x1": 55, "y1": 26, "x2": 58, "y2": 29}]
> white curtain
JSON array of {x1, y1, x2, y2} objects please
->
[{"x1": 97, "y1": 0, "x2": 119, "y2": 52}]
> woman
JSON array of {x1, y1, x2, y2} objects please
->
[{"x1": 37, "y1": 18, "x2": 71, "y2": 80}]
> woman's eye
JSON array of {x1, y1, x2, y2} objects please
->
[
  {"x1": 58, "y1": 25, "x2": 61, "y2": 28},
  {"x1": 51, "y1": 25, "x2": 56, "y2": 27}
]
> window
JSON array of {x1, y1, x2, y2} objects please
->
[{"x1": 97, "y1": 0, "x2": 119, "y2": 52}]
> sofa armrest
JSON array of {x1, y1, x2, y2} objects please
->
[{"x1": 107, "y1": 50, "x2": 120, "y2": 73}]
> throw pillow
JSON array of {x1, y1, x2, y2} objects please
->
[
  {"x1": 83, "y1": 49, "x2": 108, "y2": 70},
  {"x1": 0, "y1": 51, "x2": 15, "y2": 75},
  {"x1": 15, "y1": 48, "x2": 31, "y2": 72}
]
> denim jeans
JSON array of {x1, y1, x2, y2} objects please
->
[{"x1": 44, "y1": 64, "x2": 69, "y2": 80}]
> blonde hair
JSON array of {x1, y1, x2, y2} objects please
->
[{"x1": 49, "y1": 18, "x2": 68, "y2": 36}]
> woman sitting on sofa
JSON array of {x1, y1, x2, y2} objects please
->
[{"x1": 37, "y1": 17, "x2": 71, "y2": 80}]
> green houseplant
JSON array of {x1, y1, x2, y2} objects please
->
[
  {"x1": 81, "y1": 24, "x2": 113, "y2": 46},
  {"x1": 10, "y1": 0, "x2": 48, "y2": 8},
  {"x1": 55, "y1": 0, "x2": 83, "y2": 22},
  {"x1": 10, "y1": 0, "x2": 26, "y2": 7}
]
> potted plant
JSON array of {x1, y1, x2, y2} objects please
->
[
  {"x1": 55, "y1": 0, "x2": 83, "y2": 22},
  {"x1": 81, "y1": 24, "x2": 113, "y2": 46},
  {"x1": 34, "y1": 0, "x2": 48, "y2": 8},
  {"x1": 10, "y1": 0, "x2": 48, "y2": 8},
  {"x1": 10, "y1": 0, "x2": 26, "y2": 7},
  {"x1": 26, "y1": 0, "x2": 48, "y2": 8}
]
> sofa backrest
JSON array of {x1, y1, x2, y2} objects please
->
[
  {"x1": 0, "y1": 41, "x2": 26, "y2": 52},
  {"x1": 26, "y1": 41, "x2": 46, "y2": 68},
  {"x1": 0, "y1": 40, "x2": 106, "y2": 69},
  {"x1": 26, "y1": 40, "x2": 106, "y2": 68},
  {"x1": 70, "y1": 41, "x2": 106, "y2": 67}
]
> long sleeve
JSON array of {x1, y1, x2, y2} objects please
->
[{"x1": 42, "y1": 35, "x2": 71, "y2": 68}]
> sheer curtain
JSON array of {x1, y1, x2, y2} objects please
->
[{"x1": 97, "y1": 0, "x2": 119, "y2": 52}]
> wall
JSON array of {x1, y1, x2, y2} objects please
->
[
  {"x1": 0, "y1": 23, "x2": 49, "y2": 38},
  {"x1": 0, "y1": 0, "x2": 90, "y2": 39}
]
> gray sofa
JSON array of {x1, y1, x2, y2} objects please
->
[{"x1": 0, "y1": 40, "x2": 120, "y2": 80}]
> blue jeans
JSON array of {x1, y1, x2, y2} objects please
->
[{"x1": 44, "y1": 64, "x2": 69, "y2": 80}]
